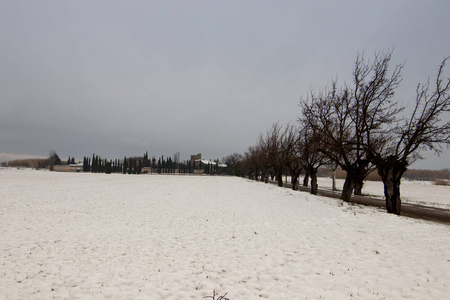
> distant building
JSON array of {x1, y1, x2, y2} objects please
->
[
  {"x1": 53, "y1": 163, "x2": 83, "y2": 172},
  {"x1": 190, "y1": 153, "x2": 202, "y2": 169},
  {"x1": 190, "y1": 153, "x2": 227, "y2": 174}
]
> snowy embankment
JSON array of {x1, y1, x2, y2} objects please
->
[{"x1": 1, "y1": 168, "x2": 449, "y2": 299}]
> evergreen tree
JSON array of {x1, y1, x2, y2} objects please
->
[
  {"x1": 123, "y1": 156, "x2": 128, "y2": 174},
  {"x1": 167, "y1": 157, "x2": 172, "y2": 173},
  {"x1": 47, "y1": 151, "x2": 61, "y2": 167},
  {"x1": 137, "y1": 160, "x2": 142, "y2": 174},
  {"x1": 91, "y1": 154, "x2": 96, "y2": 173},
  {"x1": 128, "y1": 158, "x2": 133, "y2": 174},
  {"x1": 85, "y1": 156, "x2": 90, "y2": 172},
  {"x1": 96, "y1": 156, "x2": 101, "y2": 173},
  {"x1": 105, "y1": 160, "x2": 112, "y2": 174}
]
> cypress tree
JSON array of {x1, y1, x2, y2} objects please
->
[
  {"x1": 137, "y1": 160, "x2": 142, "y2": 174},
  {"x1": 128, "y1": 158, "x2": 133, "y2": 174},
  {"x1": 167, "y1": 157, "x2": 172, "y2": 173},
  {"x1": 123, "y1": 157, "x2": 128, "y2": 174},
  {"x1": 96, "y1": 155, "x2": 100, "y2": 173},
  {"x1": 96, "y1": 156, "x2": 100, "y2": 173},
  {"x1": 91, "y1": 154, "x2": 95, "y2": 173},
  {"x1": 105, "y1": 160, "x2": 112, "y2": 174}
]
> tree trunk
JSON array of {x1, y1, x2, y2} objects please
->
[
  {"x1": 303, "y1": 172, "x2": 310, "y2": 187},
  {"x1": 288, "y1": 165, "x2": 301, "y2": 191},
  {"x1": 260, "y1": 171, "x2": 265, "y2": 182},
  {"x1": 291, "y1": 173, "x2": 300, "y2": 190},
  {"x1": 354, "y1": 179, "x2": 364, "y2": 195},
  {"x1": 310, "y1": 172, "x2": 318, "y2": 195},
  {"x1": 341, "y1": 161, "x2": 369, "y2": 200},
  {"x1": 341, "y1": 171, "x2": 355, "y2": 202},
  {"x1": 277, "y1": 172, "x2": 283, "y2": 187},
  {"x1": 383, "y1": 174, "x2": 402, "y2": 214},
  {"x1": 332, "y1": 170, "x2": 337, "y2": 191},
  {"x1": 377, "y1": 160, "x2": 407, "y2": 215}
]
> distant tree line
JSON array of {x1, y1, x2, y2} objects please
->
[
  {"x1": 80, "y1": 152, "x2": 217, "y2": 175},
  {"x1": 224, "y1": 51, "x2": 450, "y2": 215}
]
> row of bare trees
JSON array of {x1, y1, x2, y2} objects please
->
[{"x1": 235, "y1": 51, "x2": 450, "y2": 215}]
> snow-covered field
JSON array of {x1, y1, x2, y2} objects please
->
[
  {"x1": 317, "y1": 177, "x2": 450, "y2": 209},
  {"x1": 1, "y1": 168, "x2": 449, "y2": 299}
]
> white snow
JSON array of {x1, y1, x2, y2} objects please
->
[
  {"x1": 317, "y1": 177, "x2": 450, "y2": 209},
  {"x1": 1, "y1": 167, "x2": 449, "y2": 299}
]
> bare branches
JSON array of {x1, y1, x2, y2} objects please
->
[
  {"x1": 239, "y1": 51, "x2": 449, "y2": 214},
  {"x1": 393, "y1": 57, "x2": 450, "y2": 164},
  {"x1": 257, "y1": 122, "x2": 298, "y2": 186}
]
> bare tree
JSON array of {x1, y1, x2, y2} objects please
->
[
  {"x1": 297, "y1": 125, "x2": 328, "y2": 194},
  {"x1": 222, "y1": 153, "x2": 243, "y2": 176},
  {"x1": 286, "y1": 137, "x2": 302, "y2": 190},
  {"x1": 366, "y1": 57, "x2": 450, "y2": 214},
  {"x1": 301, "y1": 83, "x2": 370, "y2": 201},
  {"x1": 242, "y1": 145, "x2": 268, "y2": 181},
  {"x1": 258, "y1": 123, "x2": 296, "y2": 187},
  {"x1": 283, "y1": 125, "x2": 302, "y2": 190},
  {"x1": 300, "y1": 51, "x2": 402, "y2": 201},
  {"x1": 351, "y1": 50, "x2": 404, "y2": 194}
]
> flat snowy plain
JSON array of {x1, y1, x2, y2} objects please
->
[
  {"x1": 317, "y1": 177, "x2": 450, "y2": 209},
  {"x1": 1, "y1": 168, "x2": 449, "y2": 299}
]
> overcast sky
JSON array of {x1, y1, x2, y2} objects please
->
[{"x1": 1, "y1": 0, "x2": 449, "y2": 169}]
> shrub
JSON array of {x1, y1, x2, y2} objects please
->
[
  {"x1": 4, "y1": 158, "x2": 48, "y2": 169},
  {"x1": 435, "y1": 179, "x2": 450, "y2": 186}
]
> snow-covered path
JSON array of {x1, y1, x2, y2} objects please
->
[{"x1": 1, "y1": 168, "x2": 449, "y2": 299}]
